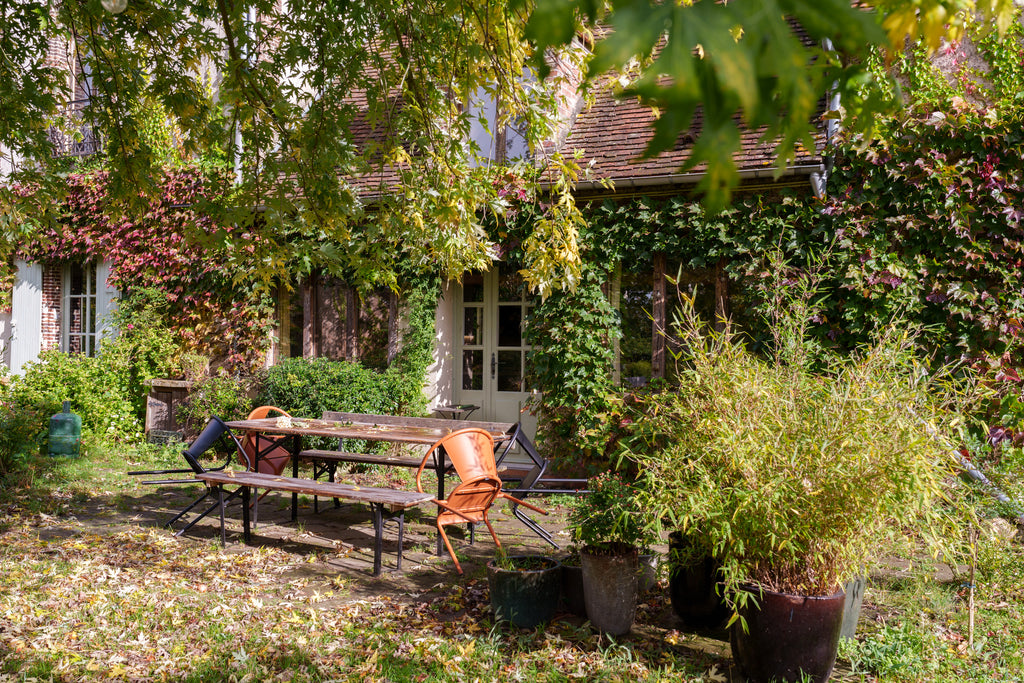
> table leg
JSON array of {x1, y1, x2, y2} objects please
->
[
  {"x1": 435, "y1": 448, "x2": 446, "y2": 556},
  {"x1": 241, "y1": 485, "x2": 251, "y2": 544}
]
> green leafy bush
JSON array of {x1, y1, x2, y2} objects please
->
[
  {"x1": 176, "y1": 375, "x2": 254, "y2": 435},
  {"x1": 524, "y1": 266, "x2": 619, "y2": 474},
  {"x1": 0, "y1": 289, "x2": 185, "y2": 474},
  {"x1": 257, "y1": 357, "x2": 422, "y2": 452},
  {"x1": 568, "y1": 471, "x2": 655, "y2": 552}
]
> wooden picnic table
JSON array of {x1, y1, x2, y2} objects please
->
[{"x1": 225, "y1": 414, "x2": 514, "y2": 553}]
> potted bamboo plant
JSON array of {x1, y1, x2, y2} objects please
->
[{"x1": 623, "y1": 296, "x2": 969, "y2": 682}]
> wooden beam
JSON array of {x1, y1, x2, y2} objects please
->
[
  {"x1": 714, "y1": 257, "x2": 729, "y2": 332},
  {"x1": 387, "y1": 291, "x2": 400, "y2": 364},
  {"x1": 652, "y1": 253, "x2": 666, "y2": 379},
  {"x1": 302, "y1": 277, "x2": 317, "y2": 357},
  {"x1": 345, "y1": 286, "x2": 359, "y2": 361}
]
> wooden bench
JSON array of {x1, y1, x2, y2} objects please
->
[
  {"x1": 196, "y1": 470, "x2": 433, "y2": 576},
  {"x1": 297, "y1": 412, "x2": 516, "y2": 509}
]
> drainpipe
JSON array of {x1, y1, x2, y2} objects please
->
[
  {"x1": 813, "y1": 38, "x2": 842, "y2": 201},
  {"x1": 915, "y1": 407, "x2": 1024, "y2": 525},
  {"x1": 234, "y1": 8, "x2": 256, "y2": 186},
  {"x1": 957, "y1": 449, "x2": 1024, "y2": 526}
]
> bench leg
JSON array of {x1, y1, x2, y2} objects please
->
[
  {"x1": 241, "y1": 485, "x2": 251, "y2": 544},
  {"x1": 371, "y1": 503, "x2": 384, "y2": 577},
  {"x1": 396, "y1": 512, "x2": 405, "y2": 571},
  {"x1": 368, "y1": 505, "x2": 408, "y2": 577}
]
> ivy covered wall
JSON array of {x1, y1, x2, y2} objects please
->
[{"x1": 10, "y1": 167, "x2": 278, "y2": 372}]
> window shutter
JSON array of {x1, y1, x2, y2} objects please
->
[
  {"x1": 10, "y1": 260, "x2": 43, "y2": 375},
  {"x1": 95, "y1": 260, "x2": 119, "y2": 340}
]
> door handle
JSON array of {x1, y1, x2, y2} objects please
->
[{"x1": 491, "y1": 353, "x2": 496, "y2": 380}]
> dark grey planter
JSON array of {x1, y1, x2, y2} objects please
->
[
  {"x1": 488, "y1": 556, "x2": 562, "y2": 628},
  {"x1": 581, "y1": 545, "x2": 639, "y2": 636}
]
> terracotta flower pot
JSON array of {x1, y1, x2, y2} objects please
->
[{"x1": 730, "y1": 585, "x2": 846, "y2": 683}]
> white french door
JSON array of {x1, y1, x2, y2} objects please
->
[{"x1": 454, "y1": 264, "x2": 538, "y2": 449}]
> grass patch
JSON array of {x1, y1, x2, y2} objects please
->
[{"x1": 1, "y1": 440, "x2": 1023, "y2": 681}]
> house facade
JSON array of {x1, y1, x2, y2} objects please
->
[
  {"x1": 1, "y1": 33, "x2": 116, "y2": 375},
  {"x1": 2, "y1": 30, "x2": 827, "y2": 451}
]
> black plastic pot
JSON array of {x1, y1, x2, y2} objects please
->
[
  {"x1": 561, "y1": 560, "x2": 587, "y2": 617},
  {"x1": 487, "y1": 556, "x2": 562, "y2": 628},
  {"x1": 667, "y1": 532, "x2": 730, "y2": 630},
  {"x1": 730, "y1": 585, "x2": 846, "y2": 683}
]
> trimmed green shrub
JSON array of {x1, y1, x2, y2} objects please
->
[{"x1": 258, "y1": 357, "x2": 413, "y2": 418}]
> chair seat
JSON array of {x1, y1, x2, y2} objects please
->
[{"x1": 437, "y1": 508, "x2": 487, "y2": 526}]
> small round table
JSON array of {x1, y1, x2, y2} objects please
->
[{"x1": 433, "y1": 404, "x2": 480, "y2": 420}]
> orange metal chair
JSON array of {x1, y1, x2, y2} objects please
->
[
  {"x1": 240, "y1": 406, "x2": 293, "y2": 525},
  {"x1": 240, "y1": 406, "x2": 292, "y2": 475},
  {"x1": 416, "y1": 427, "x2": 548, "y2": 574}
]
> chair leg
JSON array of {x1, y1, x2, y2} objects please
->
[
  {"x1": 512, "y1": 504, "x2": 559, "y2": 549},
  {"x1": 175, "y1": 487, "x2": 244, "y2": 538},
  {"x1": 437, "y1": 523, "x2": 463, "y2": 574},
  {"x1": 482, "y1": 514, "x2": 502, "y2": 552},
  {"x1": 164, "y1": 489, "x2": 212, "y2": 529}
]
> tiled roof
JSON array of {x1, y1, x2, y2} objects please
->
[
  {"x1": 554, "y1": 81, "x2": 828, "y2": 195},
  {"x1": 343, "y1": 29, "x2": 829, "y2": 199}
]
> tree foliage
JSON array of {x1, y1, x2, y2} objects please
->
[
  {"x1": 1, "y1": 0, "x2": 1015, "y2": 295},
  {"x1": 525, "y1": 0, "x2": 1016, "y2": 211}
]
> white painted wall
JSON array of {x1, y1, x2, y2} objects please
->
[
  {"x1": 425, "y1": 281, "x2": 455, "y2": 410},
  {"x1": 0, "y1": 310, "x2": 11, "y2": 371}
]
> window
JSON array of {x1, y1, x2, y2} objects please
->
[
  {"x1": 467, "y1": 90, "x2": 530, "y2": 165},
  {"x1": 63, "y1": 262, "x2": 99, "y2": 356},
  {"x1": 614, "y1": 256, "x2": 723, "y2": 386}
]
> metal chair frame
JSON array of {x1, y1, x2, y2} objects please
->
[
  {"x1": 417, "y1": 427, "x2": 547, "y2": 574},
  {"x1": 493, "y1": 422, "x2": 588, "y2": 548},
  {"x1": 129, "y1": 417, "x2": 252, "y2": 541}
]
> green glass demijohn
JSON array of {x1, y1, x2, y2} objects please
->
[{"x1": 49, "y1": 401, "x2": 82, "y2": 457}]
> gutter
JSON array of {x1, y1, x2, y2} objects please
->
[{"x1": 562, "y1": 162, "x2": 826, "y2": 195}]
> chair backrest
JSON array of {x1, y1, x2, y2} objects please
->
[
  {"x1": 442, "y1": 428, "x2": 497, "y2": 481},
  {"x1": 241, "y1": 406, "x2": 292, "y2": 474},
  {"x1": 183, "y1": 417, "x2": 248, "y2": 474},
  {"x1": 416, "y1": 428, "x2": 497, "y2": 494}
]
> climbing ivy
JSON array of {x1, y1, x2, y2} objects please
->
[{"x1": 16, "y1": 167, "x2": 278, "y2": 372}]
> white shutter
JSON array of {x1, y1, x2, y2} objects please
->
[
  {"x1": 10, "y1": 260, "x2": 43, "y2": 375},
  {"x1": 95, "y1": 260, "x2": 119, "y2": 340}
]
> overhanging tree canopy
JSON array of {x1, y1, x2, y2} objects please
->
[{"x1": 0, "y1": 0, "x2": 1015, "y2": 295}]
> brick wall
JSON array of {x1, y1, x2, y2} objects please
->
[{"x1": 41, "y1": 264, "x2": 61, "y2": 351}]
